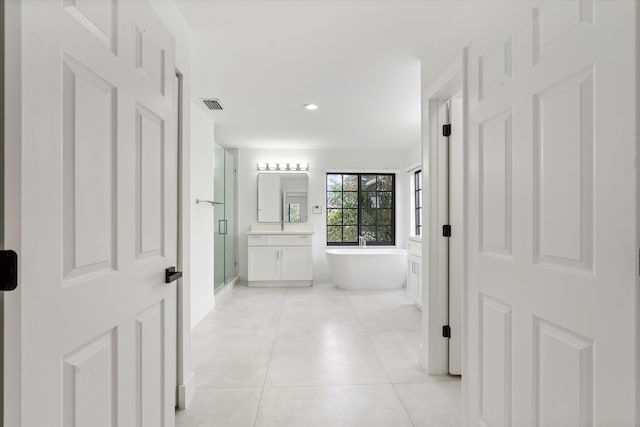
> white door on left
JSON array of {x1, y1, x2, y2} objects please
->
[{"x1": 6, "y1": 1, "x2": 178, "y2": 425}]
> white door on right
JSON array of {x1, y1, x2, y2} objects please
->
[{"x1": 465, "y1": 1, "x2": 637, "y2": 426}]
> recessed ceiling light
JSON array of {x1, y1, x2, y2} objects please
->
[{"x1": 303, "y1": 103, "x2": 318, "y2": 111}]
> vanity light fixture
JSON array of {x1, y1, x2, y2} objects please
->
[
  {"x1": 303, "y1": 103, "x2": 318, "y2": 111},
  {"x1": 256, "y1": 162, "x2": 310, "y2": 171}
]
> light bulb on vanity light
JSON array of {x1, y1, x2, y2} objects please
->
[
  {"x1": 257, "y1": 161, "x2": 308, "y2": 171},
  {"x1": 303, "y1": 103, "x2": 318, "y2": 111}
]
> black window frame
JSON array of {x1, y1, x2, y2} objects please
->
[
  {"x1": 414, "y1": 169, "x2": 422, "y2": 236},
  {"x1": 326, "y1": 173, "x2": 396, "y2": 246}
]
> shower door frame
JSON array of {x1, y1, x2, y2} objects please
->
[{"x1": 213, "y1": 145, "x2": 237, "y2": 295}]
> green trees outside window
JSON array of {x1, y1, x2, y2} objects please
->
[{"x1": 326, "y1": 173, "x2": 395, "y2": 245}]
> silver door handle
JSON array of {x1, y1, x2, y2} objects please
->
[
  {"x1": 218, "y1": 220, "x2": 228, "y2": 235},
  {"x1": 196, "y1": 199, "x2": 224, "y2": 206}
]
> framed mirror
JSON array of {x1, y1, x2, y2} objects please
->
[{"x1": 257, "y1": 173, "x2": 308, "y2": 223}]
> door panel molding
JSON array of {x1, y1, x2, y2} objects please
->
[
  {"x1": 533, "y1": 66, "x2": 594, "y2": 274},
  {"x1": 62, "y1": 53, "x2": 118, "y2": 283},
  {"x1": 479, "y1": 294, "x2": 512, "y2": 427}
]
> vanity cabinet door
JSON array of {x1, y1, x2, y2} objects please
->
[
  {"x1": 248, "y1": 247, "x2": 281, "y2": 281},
  {"x1": 407, "y1": 255, "x2": 422, "y2": 307},
  {"x1": 407, "y1": 258, "x2": 416, "y2": 302},
  {"x1": 281, "y1": 247, "x2": 313, "y2": 281},
  {"x1": 415, "y1": 259, "x2": 422, "y2": 308}
]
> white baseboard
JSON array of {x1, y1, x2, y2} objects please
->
[
  {"x1": 177, "y1": 372, "x2": 195, "y2": 410},
  {"x1": 191, "y1": 294, "x2": 215, "y2": 329},
  {"x1": 248, "y1": 280, "x2": 312, "y2": 287}
]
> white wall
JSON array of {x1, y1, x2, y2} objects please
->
[
  {"x1": 190, "y1": 104, "x2": 215, "y2": 327},
  {"x1": 406, "y1": 140, "x2": 421, "y2": 170},
  {"x1": 405, "y1": 141, "x2": 422, "y2": 237},
  {"x1": 237, "y1": 148, "x2": 409, "y2": 283}
]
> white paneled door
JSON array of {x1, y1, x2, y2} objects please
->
[
  {"x1": 12, "y1": 1, "x2": 178, "y2": 425},
  {"x1": 465, "y1": 1, "x2": 637, "y2": 426}
]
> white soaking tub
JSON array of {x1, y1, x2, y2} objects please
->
[{"x1": 326, "y1": 248, "x2": 407, "y2": 290}]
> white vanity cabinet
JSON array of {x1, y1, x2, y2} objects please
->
[
  {"x1": 248, "y1": 247, "x2": 281, "y2": 281},
  {"x1": 248, "y1": 233, "x2": 313, "y2": 286},
  {"x1": 407, "y1": 238, "x2": 422, "y2": 307}
]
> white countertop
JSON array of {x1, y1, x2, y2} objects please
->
[{"x1": 247, "y1": 230, "x2": 315, "y2": 235}]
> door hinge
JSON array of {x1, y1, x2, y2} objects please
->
[
  {"x1": 442, "y1": 325, "x2": 451, "y2": 338},
  {"x1": 442, "y1": 224, "x2": 451, "y2": 237},
  {"x1": 442, "y1": 124, "x2": 452, "y2": 137},
  {"x1": 0, "y1": 250, "x2": 18, "y2": 291}
]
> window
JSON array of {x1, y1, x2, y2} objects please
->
[
  {"x1": 326, "y1": 173, "x2": 395, "y2": 245},
  {"x1": 414, "y1": 170, "x2": 422, "y2": 236},
  {"x1": 288, "y1": 203, "x2": 301, "y2": 222}
]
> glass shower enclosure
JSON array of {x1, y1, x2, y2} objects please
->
[{"x1": 213, "y1": 144, "x2": 237, "y2": 294}]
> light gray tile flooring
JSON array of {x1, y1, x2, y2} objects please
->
[{"x1": 176, "y1": 283, "x2": 461, "y2": 427}]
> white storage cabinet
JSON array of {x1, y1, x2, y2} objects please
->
[
  {"x1": 248, "y1": 233, "x2": 313, "y2": 286},
  {"x1": 406, "y1": 238, "x2": 422, "y2": 307}
]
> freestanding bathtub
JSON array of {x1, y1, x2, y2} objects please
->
[{"x1": 326, "y1": 248, "x2": 408, "y2": 290}]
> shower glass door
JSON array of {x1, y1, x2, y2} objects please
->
[
  {"x1": 224, "y1": 150, "x2": 237, "y2": 283},
  {"x1": 213, "y1": 144, "x2": 237, "y2": 294},
  {"x1": 213, "y1": 144, "x2": 226, "y2": 294}
]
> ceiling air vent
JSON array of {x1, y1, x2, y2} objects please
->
[{"x1": 203, "y1": 98, "x2": 223, "y2": 111}]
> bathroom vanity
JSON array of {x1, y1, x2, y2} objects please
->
[
  {"x1": 247, "y1": 231, "x2": 314, "y2": 286},
  {"x1": 250, "y1": 171, "x2": 312, "y2": 286}
]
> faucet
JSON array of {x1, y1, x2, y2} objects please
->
[{"x1": 359, "y1": 233, "x2": 367, "y2": 248}]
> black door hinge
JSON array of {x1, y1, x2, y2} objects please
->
[
  {"x1": 442, "y1": 224, "x2": 451, "y2": 237},
  {"x1": 442, "y1": 325, "x2": 451, "y2": 338},
  {"x1": 442, "y1": 124, "x2": 452, "y2": 137},
  {"x1": 0, "y1": 250, "x2": 18, "y2": 291}
]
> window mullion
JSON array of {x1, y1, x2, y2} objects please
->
[{"x1": 357, "y1": 173, "x2": 362, "y2": 239}]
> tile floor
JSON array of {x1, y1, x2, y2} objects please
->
[{"x1": 177, "y1": 283, "x2": 461, "y2": 427}]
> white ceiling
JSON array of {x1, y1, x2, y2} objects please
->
[{"x1": 176, "y1": 1, "x2": 522, "y2": 150}]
